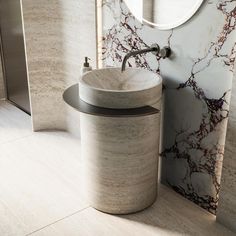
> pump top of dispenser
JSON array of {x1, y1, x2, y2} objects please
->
[
  {"x1": 81, "y1": 57, "x2": 92, "y2": 75},
  {"x1": 84, "y1": 57, "x2": 90, "y2": 67}
]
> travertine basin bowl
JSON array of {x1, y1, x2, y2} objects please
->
[{"x1": 79, "y1": 68, "x2": 162, "y2": 109}]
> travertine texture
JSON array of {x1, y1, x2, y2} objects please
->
[
  {"x1": 80, "y1": 113, "x2": 160, "y2": 214},
  {"x1": 217, "y1": 73, "x2": 236, "y2": 232},
  {"x1": 101, "y1": 0, "x2": 236, "y2": 214},
  {"x1": 0, "y1": 56, "x2": 5, "y2": 99},
  {"x1": 21, "y1": 0, "x2": 97, "y2": 131},
  {"x1": 79, "y1": 68, "x2": 162, "y2": 109}
]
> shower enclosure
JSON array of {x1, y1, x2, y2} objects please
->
[{"x1": 0, "y1": 0, "x2": 30, "y2": 114}]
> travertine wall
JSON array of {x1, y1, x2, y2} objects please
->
[
  {"x1": 217, "y1": 71, "x2": 236, "y2": 232},
  {"x1": 21, "y1": 0, "x2": 97, "y2": 131}
]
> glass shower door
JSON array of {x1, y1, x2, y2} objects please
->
[{"x1": 0, "y1": 0, "x2": 30, "y2": 114}]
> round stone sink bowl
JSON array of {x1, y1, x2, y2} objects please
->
[{"x1": 79, "y1": 68, "x2": 162, "y2": 109}]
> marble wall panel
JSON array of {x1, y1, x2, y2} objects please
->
[
  {"x1": 21, "y1": 0, "x2": 97, "y2": 131},
  {"x1": 101, "y1": 0, "x2": 236, "y2": 214}
]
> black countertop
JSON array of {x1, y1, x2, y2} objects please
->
[{"x1": 63, "y1": 84, "x2": 159, "y2": 117}]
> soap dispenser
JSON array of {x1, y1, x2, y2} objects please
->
[{"x1": 81, "y1": 57, "x2": 92, "y2": 75}]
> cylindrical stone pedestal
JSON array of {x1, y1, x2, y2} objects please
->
[{"x1": 80, "y1": 113, "x2": 160, "y2": 214}]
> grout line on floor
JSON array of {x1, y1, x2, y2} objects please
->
[
  {"x1": 25, "y1": 206, "x2": 90, "y2": 236},
  {"x1": 0, "y1": 133, "x2": 34, "y2": 147}
]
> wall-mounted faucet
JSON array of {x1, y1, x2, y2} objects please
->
[{"x1": 121, "y1": 43, "x2": 171, "y2": 72}]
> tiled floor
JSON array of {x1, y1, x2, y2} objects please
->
[{"x1": 0, "y1": 100, "x2": 235, "y2": 236}]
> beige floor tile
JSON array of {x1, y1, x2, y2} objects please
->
[
  {"x1": 0, "y1": 132, "x2": 88, "y2": 236},
  {"x1": 29, "y1": 185, "x2": 235, "y2": 236},
  {"x1": 0, "y1": 100, "x2": 234, "y2": 236},
  {"x1": 0, "y1": 101, "x2": 32, "y2": 145}
]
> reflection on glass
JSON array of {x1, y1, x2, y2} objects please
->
[
  {"x1": 143, "y1": 0, "x2": 154, "y2": 23},
  {"x1": 124, "y1": 0, "x2": 204, "y2": 30}
]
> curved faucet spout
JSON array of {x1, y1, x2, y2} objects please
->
[
  {"x1": 121, "y1": 44, "x2": 160, "y2": 72},
  {"x1": 121, "y1": 43, "x2": 171, "y2": 72}
]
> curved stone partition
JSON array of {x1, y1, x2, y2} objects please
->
[{"x1": 21, "y1": 0, "x2": 97, "y2": 131}]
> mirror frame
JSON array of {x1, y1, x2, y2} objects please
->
[{"x1": 124, "y1": 0, "x2": 205, "y2": 30}]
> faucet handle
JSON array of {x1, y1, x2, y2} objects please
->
[
  {"x1": 160, "y1": 47, "x2": 171, "y2": 59},
  {"x1": 150, "y1": 44, "x2": 171, "y2": 58}
]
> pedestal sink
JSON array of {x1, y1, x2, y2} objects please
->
[
  {"x1": 64, "y1": 67, "x2": 163, "y2": 214},
  {"x1": 79, "y1": 67, "x2": 162, "y2": 109}
]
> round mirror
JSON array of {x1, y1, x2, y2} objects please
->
[{"x1": 123, "y1": 0, "x2": 204, "y2": 30}]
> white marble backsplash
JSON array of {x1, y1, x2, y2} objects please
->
[{"x1": 100, "y1": 0, "x2": 236, "y2": 214}]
